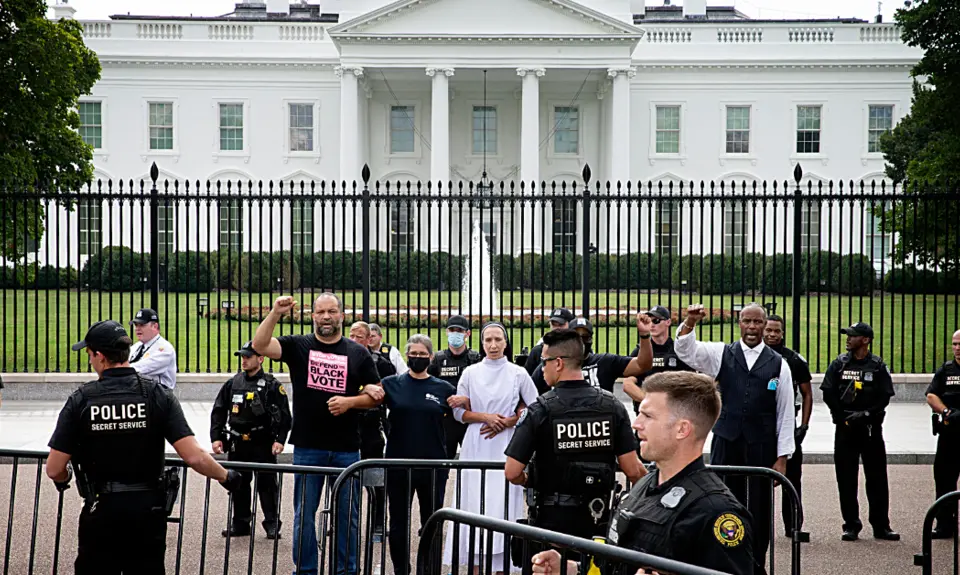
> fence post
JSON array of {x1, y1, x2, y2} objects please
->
[
  {"x1": 581, "y1": 164, "x2": 592, "y2": 319},
  {"x1": 791, "y1": 163, "x2": 803, "y2": 350},
  {"x1": 361, "y1": 164, "x2": 371, "y2": 323},
  {"x1": 149, "y1": 162, "x2": 160, "y2": 313}
]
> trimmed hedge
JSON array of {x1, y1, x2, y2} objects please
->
[
  {"x1": 883, "y1": 268, "x2": 960, "y2": 294},
  {"x1": 82, "y1": 247, "x2": 147, "y2": 291}
]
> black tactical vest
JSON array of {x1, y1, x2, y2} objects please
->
[
  {"x1": 713, "y1": 343, "x2": 781, "y2": 444},
  {"x1": 434, "y1": 349, "x2": 481, "y2": 386},
  {"x1": 227, "y1": 372, "x2": 273, "y2": 435},
  {"x1": 938, "y1": 361, "x2": 960, "y2": 410},
  {"x1": 610, "y1": 467, "x2": 729, "y2": 557}
]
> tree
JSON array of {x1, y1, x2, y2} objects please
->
[
  {"x1": 877, "y1": 0, "x2": 960, "y2": 272},
  {"x1": 0, "y1": 0, "x2": 101, "y2": 260}
]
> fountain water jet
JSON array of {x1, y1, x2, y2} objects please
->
[{"x1": 460, "y1": 219, "x2": 500, "y2": 315}]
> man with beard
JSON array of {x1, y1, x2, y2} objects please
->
[
  {"x1": 252, "y1": 293, "x2": 382, "y2": 575},
  {"x1": 530, "y1": 316, "x2": 654, "y2": 395},
  {"x1": 821, "y1": 322, "x2": 898, "y2": 542},
  {"x1": 762, "y1": 315, "x2": 812, "y2": 537},
  {"x1": 674, "y1": 303, "x2": 794, "y2": 575}
]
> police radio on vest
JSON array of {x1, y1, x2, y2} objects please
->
[
  {"x1": 556, "y1": 420, "x2": 611, "y2": 439},
  {"x1": 90, "y1": 403, "x2": 147, "y2": 421}
]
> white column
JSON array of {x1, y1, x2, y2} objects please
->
[
  {"x1": 336, "y1": 65, "x2": 363, "y2": 187},
  {"x1": 427, "y1": 66, "x2": 454, "y2": 252},
  {"x1": 517, "y1": 67, "x2": 545, "y2": 254},
  {"x1": 607, "y1": 66, "x2": 635, "y2": 186}
]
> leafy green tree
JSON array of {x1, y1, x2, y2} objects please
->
[
  {"x1": 878, "y1": 0, "x2": 960, "y2": 271},
  {"x1": 0, "y1": 0, "x2": 101, "y2": 260}
]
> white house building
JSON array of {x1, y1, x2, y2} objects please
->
[{"x1": 33, "y1": 0, "x2": 922, "y2": 269}]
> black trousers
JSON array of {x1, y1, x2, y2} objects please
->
[
  {"x1": 782, "y1": 434, "x2": 803, "y2": 534},
  {"x1": 228, "y1": 443, "x2": 279, "y2": 529},
  {"x1": 75, "y1": 492, "x2": 167, "y2": 575},
  {"x1": 711, "y1": 435, "x2": 776, "y2": 575},
  {"x1": 833, "y1": 422, "x2": 891, "y2": 533},
  {"x1": 934, "y1": 432, "x2": 960, "y2": 531},
  {"x1": 443, "y1": 416, "x2": 467, "y2": 459},
  {"x1": 520, "y1": 507, "x2": 598, "y2": 575},
  {"x1": 387, "y1": 468, "x2": 448, "y2": 575}
]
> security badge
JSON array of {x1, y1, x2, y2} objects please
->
[
  {"x1": 668, "y1": 357, "x2": 677, "y2": 367},
  {"x1": 660, "y1": 486, "x2": 686, "y2": 509}
]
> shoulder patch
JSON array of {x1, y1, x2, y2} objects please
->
[
  {"x1": 517, "y1": 408, "x2": 528, "y2": 427},
  {"x1": 279, "y1": 384, "x2": 287, "y2": 396},
  {"x1": 713, "y1": 513, "x2": 745, "y2": 548}
]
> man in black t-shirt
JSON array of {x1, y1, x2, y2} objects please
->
[
  {"x1": 252, "y1": 293, "x2": 381, "y2": 575},
  {"x1": 926, "y1": 329, "x2": 960, "y2": 538},
  {"x1": 623, "y1": 306, "x2": 694, "y2": 413}
]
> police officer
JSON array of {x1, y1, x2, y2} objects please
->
[
  {"x1": 210, "y1": 341, "x2": 291, "y2": 539},
  {"x1": 45, "y1": 320, "x2": 241, "y2": 574},
  {"x1": 925, "y1": 329, "x2": 960, "y2": 538},
  {"x1": 531, "y1": 371, "x2": 754, "y2": 575},
  {"x1": 762, "y1": 314, "x2": 813, "y2": 537},
  {"x1": 129, "y1": 308, "x2": 177, "y2": 389},
  {"x1": 428, "y1": 315, "x2": 482, "y2": 458},
  {"x1": 821, "y1": 322, "x2": 899, "y2": 542},
  {"x1": 622, "y1": 306, "x2": 693, "y2": 415},
  {"x1": 524, "y1": 308, "x2": 575, "y2": 375},
  {"x1": 505, "y1": 328, "x2": 645, "y2": 573},
  {"x1": 369, "y1": 323, "x2": 408, "y2": 375}
]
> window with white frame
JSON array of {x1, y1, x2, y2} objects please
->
[
  {"x1": 291, "y1": 200, "x2": 314, "y2": 254},
  {"x1": 472, "y1": 106, "x2": 497, "y2": 155},
  {"x1": 796, "y1": 106, "x2": 822, "y2": 154},
  {"x1": 725, "y1": 106, "x2": 750, "y2": 154},
  {"x1": 554, "y1": 106, "x2": 580, "y2": 155},
  {"x1": 800, "y1": 202, "x2": 820, "y2": 252},
  {"x1": 868, "y1": 105, "x2": 893, "y2": 154},
  {"x1": 219, "y1": 103, "x2": 244, "y2": 151},
  {"x1": 865, "y1": 202, "x2": 894, "y2": 265},
  {"x1": 148, "y1": 102, "x2": 174, "y2": 151},
  {"x1": 78, "y1": 199, "x2": 101, "y2": 256},
  {"x1": 78, "y1": 102, "x2": 102, "y2": 149},
  {"x1": 552, "y1": 199, "x2": 577, "y2": 253},
  {"x1": 390, "y1": 105, "x2": 416, "y2": 154},
  {"x1": 289, "y1": 103, "x2": 314, "y2": 152},
  {"x1": 158, "y1": 203, "x2": 175, "y2": 254},
  {"x1": 390, "y1": 204, "x2": 415, "y2": 251},
  {"x1": 219, "y1": 201, "x2": 243, "y2": 252},
  {"x1": 655, "y1": 106, "x2": 681, "y2": 154},
  {"x1": 723, "y1": 202, "x2": 749, "y2": 256},
  {"x1": 655, "y1": 201, "x2": 680, "y2": 254}
]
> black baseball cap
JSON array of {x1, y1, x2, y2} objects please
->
[
  {"x1": 646, "y1": 306, "x2": 671, "y2": 322},
  {"x1": 234, "y1": 341, "x2": 261, "y2": 358},
  {"x1": 447, "y1": 315, "x2": 470, "y2": 330},
  {"x1": 71, "y1": 320, "x2": 131, "y2": 352},
  {"x1": 130, "y1": 308, "x2": 159, "y2": 325},
  {"x1": 550, "y1": 308, "x2": 575, "y2": 324},
  {"x1": 840, "y1": 322, "x2": 874, "y2": 338},
  {"x1": 571, "y1": 318, "x2": 594, "y2": 335}
]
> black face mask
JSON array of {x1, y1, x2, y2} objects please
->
[
  {"x1": 408, "y1": 356, "x2": 430, "y2": 374},
  {"x1": 581, "y1": 338, "x2": 593, "y2": 355}
]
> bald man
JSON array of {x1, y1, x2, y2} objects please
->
[{"x1": 926, "y1": 329, "x2": 960, "y2": 538}]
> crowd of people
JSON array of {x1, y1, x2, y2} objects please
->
[{"x1": 38, "y1": 293, "x2": 960, "y2": 575}]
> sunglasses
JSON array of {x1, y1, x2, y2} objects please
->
[{"x1": 541, "y1": 356, "x2": 570, "y2": 366}]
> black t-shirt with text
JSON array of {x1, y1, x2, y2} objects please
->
[
  {"x1": 277, "y1": 334, "x2": 380, "y2": 451},
  {"x1": 383, "y1": 373, "x2": 456, "y2": 459},
  {"x1": 531, "y1": 353, "x2": 633, "y2": 394},
  {"x1": 927, "y1": 360, "x2": 960, "y2": 410}
]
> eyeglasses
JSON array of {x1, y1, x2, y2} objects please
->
[{"x1": 541, "y1": 356, "x2": 569, "y2": 366}]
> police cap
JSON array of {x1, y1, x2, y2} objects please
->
[
  {"x1": 71, "y1": 320, "x2": 131, "y2": 352},
  {"x1": 234, "y1": 341, "x2": 261, "y2": 358},
  {"x1": 550, "y1": 308, "x2": 575, "y2": 325},
  {"x1": 645, "y1": 305, "x2": 671, "y2": 322},
  {"x1": 840, "y1": 322, "x2": 874, "y2": 338},
  {"x1": 130, "y1": 308, "x2": 160, "y2": 325},
  {"x1": 447, "y1": 315, "x2": 470, "y2": 330}
]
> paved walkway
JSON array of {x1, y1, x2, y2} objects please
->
[{"x1": 0, "y1": 399, "x2": 938, "y2": 463}]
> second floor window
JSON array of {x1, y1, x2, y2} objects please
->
[
  {"x1": 79, "y1": 102, "x2": 102, "y2": 149},
  {"x1": 219, "y1": 103, "x2": 244, "y2": 151},
  {"x1": 554, "y1": 106, "x2": 580, "y2": 154},
  {"x1": 289, "y1": 103, "x2": 314, "y2": 152},
  {"x1": 796, "y1": 106, "x2": 822, "y2": 154},
  {"x1": 149, "y1": 102, "x2": 174, "y2": 150},
  {"x1": 725, "y1": 106, "x2": 750, "y2": 154},
  {"x1": 655, "y1": 106, "x2": 681, "y2": 154},
  {"x1": 868, "y1": 105, "x2": 893, "y2": 153},
  {"x1": 472, "y1": 106, "x2": 497, "y2": 155},
  {"x1": 390, "y1": 105, "x2": 415, "y2": 154}
]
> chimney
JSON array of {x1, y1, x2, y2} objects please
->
[
  {"x1": 266, "y1": 0, "x2": 290, "y2": 15},
  {"x1": 52, "y1": 0, "x2": 77, "y2": 20},
  {"x1": 632, "y1": 0, "x2": 645, "y2": 18},
  {"x1": 683, "y1": 0, "x2": 706, "y2": 19}
]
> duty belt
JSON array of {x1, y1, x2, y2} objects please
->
[
  {"x1": 228, "y1": 425, "x2": 267, "y2": 441},
  {"x1": 539, "y1": 493, "x2": 583, "y2": 507},
  {"x1": 95, "y1": 481, "x2": 160, "y2": 495}
]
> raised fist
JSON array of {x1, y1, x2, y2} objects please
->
[
  {"x1": 272, "y1": 296, "x2": 296, "y2": 315},
  {"x1": 685, "y1": 304, "x2": 706, "y2": 325}
]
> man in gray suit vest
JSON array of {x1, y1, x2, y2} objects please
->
[{"x1": 674, "y1": 303, "x2": 795, "y2": 575}]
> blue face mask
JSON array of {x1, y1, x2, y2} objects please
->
[{"x1": 447, "y1": 332, "x2": 466, "y2": 348}]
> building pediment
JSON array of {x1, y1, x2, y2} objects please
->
[{"x1": 328, "y1": 0, "x2": 643, "y2": 44}]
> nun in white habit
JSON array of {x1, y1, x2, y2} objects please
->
[{"x1": 443, "y1": 322, "x2": 539, "y2": 573}]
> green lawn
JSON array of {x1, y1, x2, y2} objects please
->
[{"x1": 2, "y1": 289, "x2": 958, "y2": 375}]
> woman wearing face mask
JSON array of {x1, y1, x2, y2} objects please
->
[
  {"x1": 376, "y1": 334, "x2": 456, "y2": 575},
  {"x1": 444, "y1": 322, "x2": 540, "y2": 574}
]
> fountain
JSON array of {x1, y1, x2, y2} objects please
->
[{"x1": 460, "y1": 219, "x2": 500, "y2": 315}]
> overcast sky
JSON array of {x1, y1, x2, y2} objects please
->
[{"x1": 53, "y1": 0, "x2": 902, "y2": 23}]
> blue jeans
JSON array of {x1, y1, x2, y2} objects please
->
[{"x1": 292, "y1": 448, "x2": 360, "y2": 575}]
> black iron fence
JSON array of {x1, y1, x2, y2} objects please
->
[
  {"x1": 2, "y1": 163, "x2": 959, "y2": 373},
  {"x1": 914, "y1": 491, "x2": 960, "y2": 575}
]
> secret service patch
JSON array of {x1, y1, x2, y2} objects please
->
[{"x1": 713, "y1": 513, "x2": 745, "y2": 547}]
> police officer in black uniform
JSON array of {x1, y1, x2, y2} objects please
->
[
  {"x1": 821, "y1": 322, "x2": 899, "y2": 542},
  {"x1": 45, "y1": 320, "x2": 241, "y2": 575},
  {"x1": 524, "y1": 308, "x2": 575, "y2": 375},
  {"x1": 531, "y1": 371, "x2": 754, "y2": 575},
  {"x1": 926, "y1": 329, "x2": 960, "y2": 538},
  {"x1": 210, "y1": 341, "x2": 292, "y2": 539},
  {"x1": 428, "y1": 315, "x2": 482, "y2": 458},
  {"x1": 622, "y1": 306, "x2": 693, "y2": 424},
  {"x1": 505, "y1": 329, "x2": 645, "y2": 573}
]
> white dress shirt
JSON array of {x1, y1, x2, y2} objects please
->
[
  {"x1": 130, "y1": 334, "x2": 178, "y2": 389},
  {"x1": 674, "y1": 327, "x2": 795, "y2": 459}
]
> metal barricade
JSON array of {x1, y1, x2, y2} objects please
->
[
  {"x1": 417, "y1": 508, "x2": 728, "y2": 575},
  {"x1": 914, "y1": 491, "x2": 960, "y2": 575}
]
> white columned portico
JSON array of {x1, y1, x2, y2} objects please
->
[
  {"x1": 427, "y1": 66, "x2": 454, "y2": 251},
  {"x1": 517, "y1": 67, "x2": 545, "y2": 254},
  {"x1": 607, "y1": 66, "x2": 635, "y2": 185},
  {"x1": 336, "y1": 65, "x2": 363, "y2": 186}
]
